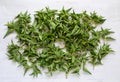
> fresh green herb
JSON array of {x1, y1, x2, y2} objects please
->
[{"x1": 4, "y1": 7, "x2": 114, "y2": 78}]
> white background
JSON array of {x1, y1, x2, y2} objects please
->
[{"x1": 0, "y1": 0, "x2": 120, "y2": 82}]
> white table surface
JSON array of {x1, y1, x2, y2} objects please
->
[{"x1": 0, "y1": 0, "x2": 120, "y2": 82}]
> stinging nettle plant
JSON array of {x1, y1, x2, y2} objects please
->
[{"x1": 4, "y1": 7, "x2": 115, "y2": 78}]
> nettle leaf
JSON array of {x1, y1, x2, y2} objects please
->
[
  {"x1": 90, "y1": 12, "x2": 106, "y2": 24},
  {"x1": 4, "y1": 8, "x2": 115, "y2": 78},
  {"x1": 105, "y1": 36, "x2": 115, "y2": 41},
  {"x1": 83, "y1": 66, "x2": 91, "y2": 74},
  {"x1": 30, "y1": 65, "x2": 41, "y2": 77},
  {"x1": 100, "y1": 28, "x2": 114, "y2": 39},
  {"x1": 4, "y1": 29, "x2": 14, "y2": 38},
  {"x1": 72, "y1": 56, "x2": 75, "y2": 63},
  {"x1": 71, "y1": 67, "x2": 80, "y2": 74},
  {"x1": 3, "y1": 21, "x2": 16, "y2": 38}
]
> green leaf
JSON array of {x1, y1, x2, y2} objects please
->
[
  {"x1": 105, "y1": 36, "x2": 115, "y2": 41},
  {"x1": 72, "y1": 56, "x2": 75, "y2": 63},
  {"x1": 71, "y1": 67, "x2": 80, "y2": 74},
  {"x1": 3, "y1": 29, "x2": 14, "y2": 38},
  {"x1": 83, "y1": 67, "x2": 91, "y2": 74}
]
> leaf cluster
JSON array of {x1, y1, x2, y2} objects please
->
[{"x1": 4, "y1": 8, "x2": 114, "y2": 78}]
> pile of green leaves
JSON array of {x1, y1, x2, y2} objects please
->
[{"x1": 4, "y1": 8, "x2": 114, "y2": 78}]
